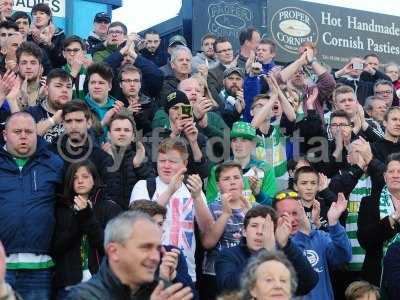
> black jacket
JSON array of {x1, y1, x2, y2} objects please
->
[
  {"x1": 28, "y1": 26, "x2": 66, "y2": 68},
  {"x1": 357, "y1": 192, "x2": 400, "y2": 285},
  {"x1": 372, "y1": 138, "x2": 400, "y2": 164},
  {"x1": 107, "y1": 143, "x2": 155, "y2": 210},
  {"x1": 66, "y1": 258, "x2": 157, "y2": 300},
  {"x1": 52, "y1": 188, "x2": 121, "y2": 288},
  {"x1": 51, "y1": 134, "x2": 114, "y2": 183},
  {"x1": 139, "y1": 47, "x2": 166, "y2": 67}
]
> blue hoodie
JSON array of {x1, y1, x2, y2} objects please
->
[{"x1": 291, "y1": 223, "x2": 352, "y2": 300}]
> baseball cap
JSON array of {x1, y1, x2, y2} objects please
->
[
  {"x1": 168, "y1": 35, "x2": 187, "y2": 47},
  {"x1": 224, "y1": 67, "x2": 244, "y2": 79},
  {"x1": 230, "y1": 121, "x2": 256, "y2": 140},
  {"x1": 94, "y1": 12, "x2": 111, "y2": 23},
  {"x1": 164, "y1": 90, "x2": 190, "y2": 113}
]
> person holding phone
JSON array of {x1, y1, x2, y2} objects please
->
[
  {"x1": 334, "y1": 54, "x2": 392, "y2": 106},
  {"x1": 150, "y1": 90, "x2": 211, "y2": 179}
]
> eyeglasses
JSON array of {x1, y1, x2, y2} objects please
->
[
  {"x1": 329, "y1": 123, "x2": 352, "y2": 128},
  {"x1": 121, "y1": 79, "x2": 140, "y2": 84},
  {"x1": 64, "y1": 48, "x2": 81, "y2": 53},
  {"x1": 216, "y1": 48, "x2": 233, "y2": 54},
  {"x1": 375, "y1": 90, "x2": 392, "y2": 95},
  {"x1": 275, "y1": 191, "x2": 299, "y2": 201},
  {"x1": 108, "y1": 30, "x2": 124, "y2": 35}
]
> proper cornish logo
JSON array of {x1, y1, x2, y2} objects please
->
[{"x1": 271, "y1": 6, "x2": 318, "y2": 53}]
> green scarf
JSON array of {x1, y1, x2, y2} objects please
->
[
  {"x1": 379, "y1": 185, "x2": 400, "y2": 255},
  {"x1": 63, "y1": 64, "x2": 87, "y2": 100}
]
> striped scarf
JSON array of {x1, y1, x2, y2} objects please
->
[{"x1": 379, "y1": 185, "x2": 397, "y2": 255}]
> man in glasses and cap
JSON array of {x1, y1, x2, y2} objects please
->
[
  {"x1": 86, "y1": 12, "x2": 111, "y2": 55},
  {"x1": 273, "y1": 190, "x2": 352, "y2": 300}
]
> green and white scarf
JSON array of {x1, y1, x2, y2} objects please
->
[{"x1": 379, "y1": 185, "x2": 397, "y2": 254}]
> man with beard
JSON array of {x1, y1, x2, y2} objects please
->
[
  {"x1": 192, "y1": 33, "x2": 218, "y2": 71},
  {"x1": 218, "y1": 67, "x2": 245, "y2": 127},
  {"x1": 0, "y1": 0, "x2": 13, "y2": 21},
  {"x1": 56, "y1": 100, "x2": 113, "y2": 183},
  {"x1": 26, "y1": 68, "x2": 73, "y2": 144},
  {"x1": 14, "y1": 41, "x2": 44, "y2": 109},
  {"x1": 139, "y1": 30, "x2": 164, "y2": 67}
]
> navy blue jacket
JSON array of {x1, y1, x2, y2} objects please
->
[
  {"x1": 382, "y1": 241, "x2": 400, "y2": 300},
  {"x1": 215, "y1": 238, "x2": 318, "y2": 296},
  {"x1": 0, "y1": 139, "x2": 64, "y2": 254}
]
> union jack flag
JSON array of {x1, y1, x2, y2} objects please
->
[{"x1": 169, "y1": 196, "x2": 194, "y2": 250}]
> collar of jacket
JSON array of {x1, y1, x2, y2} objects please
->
[
  {"x1": 97, "y1": 258, "x2": 156, "y2": 298},
  {"x1": 0, "y1": 137, "x2": 56, "y2": 169}
]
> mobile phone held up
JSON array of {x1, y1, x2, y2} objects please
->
[
  {"x1": 180, "y1": 105, "x2": 193, "y2": 118},
  {"x1": 352, "y1": 63, "x2": 363, "y2": 70}
]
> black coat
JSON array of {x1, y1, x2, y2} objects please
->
[
  {"x1": 107, "y1": 143, "x2": 155, "y2": 210},
  {"x1": 357, "y1": 193, "x2": 400, "y2": 285},
  {"x1": 52, "y1": 188, "x2": 121, "y2": 288},
  {"x1": 66, "y1": 258, "x2": 156, "y2": 300}
]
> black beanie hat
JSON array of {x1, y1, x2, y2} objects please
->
[{"x1": 164, "y1": 90, "x2": 190, "y2": 113}]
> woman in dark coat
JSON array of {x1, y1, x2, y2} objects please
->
[{"x1": 52, "y1": 160, "x2": 121, "y2": 299}]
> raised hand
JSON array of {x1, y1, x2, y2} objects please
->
[
  {"x1": 150, "y1": 281, "x2": 193, "y2": 300},
  {"x1": 167, "y1": 168, "x2": 186, "y2": 195},
  {"x1": 132, "y1": 141, "x2": 146, "y2": 168},
  {"x1": 318, "y1": 173, "x2": 329, "y2": 192},
  {"x1": 73, "y1": 195, "x2": 89, "y2": 211},
  {"x1": 311, "y1": 200, "x2": 321, "y2": 229},
  {"x1": 327, "y1": 193, "x2": 347, "y2": 226},
  {"x1": 275, "y1": 213, "x2": 292, "y2": 247},
  {"x1": 263, "y1": 214, "x2": 276, "y2": 251},
  {"x1": 186, "y1": 174, "x2": 202, "y2": 200},
  {"x1": 221, "y1": 193, "x2": 233, "y2": 216},
  {"x1": 159, "y1": 247, "x2": 180, "y2": 281}
]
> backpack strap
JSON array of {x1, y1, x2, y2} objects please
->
[{"x1": 146, "y1": 177, "x2": 157, "y2": 200}]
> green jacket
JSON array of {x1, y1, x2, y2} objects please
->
[
  {"x1": 152, "y1": 109, "x2": 229, "y2": 138},
  {"x1": 205, "y1": 158, "x2": 277, "y2": 205},
  {"x1": 93, "y1": 44, "x2": 118, "y2": 63}
]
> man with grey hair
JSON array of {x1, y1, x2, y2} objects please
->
[
  {"x1": 66, "y1": 211, "x2": 193, "y2": 300},
  {"x1": 159, "y1": 45, "x2": 193, "y2": 107},
  {"x1": 364, "y1": 95, "x2": 387, "y2": 136},
  {"x1": 0, "y1": 112, "x2": 64, "y2": 300}
]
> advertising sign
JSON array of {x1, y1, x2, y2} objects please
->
[
  {"x1": 267, "y1": 0, "x2": 400, "y2": 67},
  {"x1": 13, "y1": 0, "x2": 65, "y2": 18}
]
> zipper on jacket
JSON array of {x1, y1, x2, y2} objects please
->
[{"x1": 33, "y1": 170, "x2": 37, "y2": 191}]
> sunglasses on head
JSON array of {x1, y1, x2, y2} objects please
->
[{"x1": 275, "y1": 191, "x2": 299, "y2": 201}]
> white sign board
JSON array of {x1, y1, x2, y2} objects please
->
[{"x1": 13, "y1": 0, "x2": 65, "y2": 18}]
